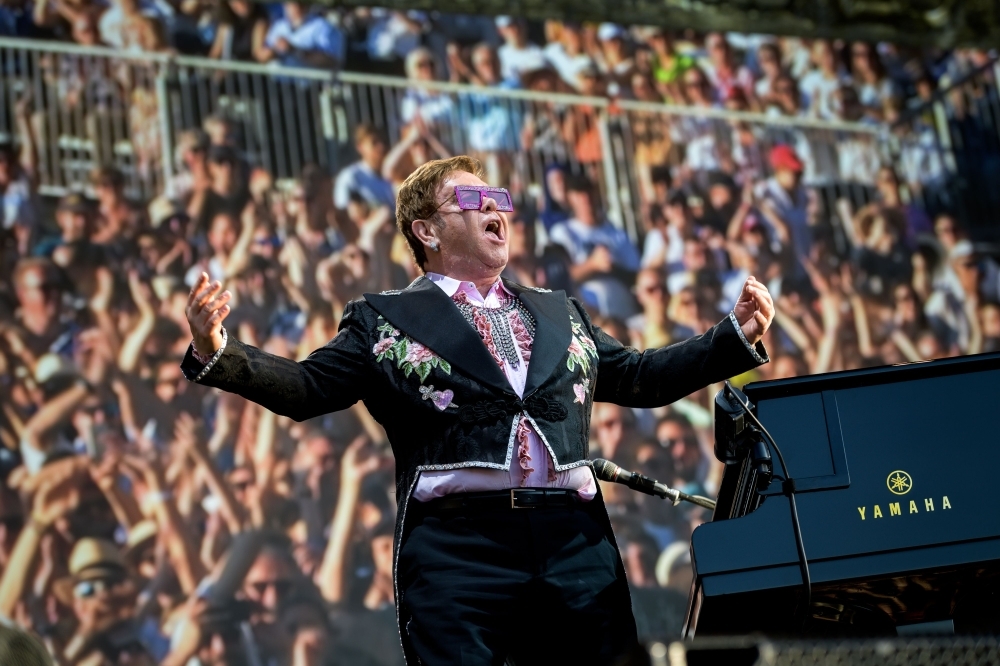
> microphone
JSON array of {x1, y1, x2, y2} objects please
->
[{"x1": 591, "y1": 458, "x2": 717, "y2": 511}]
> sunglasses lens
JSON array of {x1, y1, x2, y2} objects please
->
[
  {"x1": 74, "y1": 581, "x2": 95, "y2": 598},
  {"x1": 493, "y1": 190, "x2": 514, "y2": 212},
  {"x1": 456, "y1": 188, "x2": 482, "y2": 209}
]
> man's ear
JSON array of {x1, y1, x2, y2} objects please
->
[{"x1": 411, "y1": 219, "x2": 437, "y2": 248}]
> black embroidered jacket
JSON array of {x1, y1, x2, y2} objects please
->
[{"x1": 180, "y1": 275, "x2": 768, "y2": 659}]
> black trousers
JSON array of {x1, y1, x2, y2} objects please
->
[{"x1": 397, "y1": 498, "x2": 640, "y2": 666}]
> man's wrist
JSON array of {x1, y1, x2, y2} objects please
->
[
  {"x1": 190, "y1": 342, "x2": 216, "y2": 364},
  {"x1": 728, "y1": 311, "x2": 768, "y2": 365}
]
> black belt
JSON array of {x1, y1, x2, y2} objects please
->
[{"x1": 418, "y1": 488, "x2": 581, "y2": 512}]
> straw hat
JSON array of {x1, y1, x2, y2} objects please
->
[
  {"x1": 53, "y1": 538, "x2": 128, "y2": 605},
  {"x1": 123, "y1": 520, "x2": 158, "y2": 564}
]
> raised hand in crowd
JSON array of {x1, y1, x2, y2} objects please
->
[
  {"x1": 317, "y1": 436, "x2": 382, "y2": 603},
  {"x1": 176, "y1": 411, "x2": 246, "y2": 534},
  {"x1": 121, "y1": 453, "x2": 205, "y2": 594},
  {"x1": 0, "y1": 456, "x2": 89, "y2": 618},
  {"x1": 118, "y1": 270, "x2": 158, "y2": 373}
]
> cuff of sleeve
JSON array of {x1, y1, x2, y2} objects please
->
[
  {"x1": 190, "y1": 327, "x2": 228, "y2": 383},
  {"x1": 728, "y1": 311, "x2": 768, "y2": 365}
]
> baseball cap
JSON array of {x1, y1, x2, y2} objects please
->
[
  {"x1": 56, "y1": 192, "x2": 92, "y2": 214},
  {"x1": 597, "y1": 23, "x2": 626, "y2": 42},
  {"x1": 769, "y1": 144, "x2": 804, "y2": 173}
]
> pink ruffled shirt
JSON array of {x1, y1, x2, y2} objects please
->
[{"x1": 412, "y1": 274, "x2": 597, "y2": 502}]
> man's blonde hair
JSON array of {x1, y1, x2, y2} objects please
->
[{"x1": 396, "y1": 156, "x2": 485, "y2": 270}]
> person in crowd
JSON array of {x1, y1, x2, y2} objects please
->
[
  {"x1": 544, "y1": 21, "x2": 593, "y2": 92},
  {"x1": 0, "y1": 138, "x2": 38, "y2": 257},
  {"x1": 849, "y1": 41, "x2": 897, "y2": 122},
  {"x1": 654, "y1": 414, "x2": 708, "y2": 493},
  {"x1": 208, "y1": 0, "x2": 268, "y2": 61},
  {"x1": 90, "y1": 166, "x2": 143, "y2": 249},
  {"x1": 595, "y1": 23, "x2": 635, "y2": 96},
  {"x1": 702, "y1": 32, "x2": 755, "y2": 106},
  {"x1": 334, "y1": 124, "x2": 396, "y2": 228},
  {"x1": 641, "y1": 27, "x2": 695, "y2": 103},
  {"x1": 365, "y1": 9, "x2": 425, "y2": 76},
  {"x1": 189, "y1": 143, "x2": 250, "y2": 236},
  {"x1": 549, "y1": 173, "x2": 640, "y2": 286},
  {"x1": 756, "y1": 144, "x2": 810, "y2": 274},
  {"x1": 257, "y1": 1, "x2": 343, "y2": 68},
  {"x1": 754, "y1": 42, "x2": 784, "y2": 102},
  {"x1": 399, "y1": 47, "x2": 457, "y2": 133},
  {"x1": 98, "y1": 0, "x2": 171, "y2": 52},
  {"x1": 799, "y1": 39, "x2": 850, "y2": 120},
  {"x1": 494, "y1": 15, "x2": 546, "y2": 83}
]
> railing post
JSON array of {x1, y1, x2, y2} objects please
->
[
  {"x1": 931, "y1": 98, "x2": 958, "y2": 176},
  {"x1": 319, "y1": 77, "x2": 339, "y2": 176},
  {"x1": 597, "y1": 105, "x2": 625, "y2": 233},
  {"x1": 156, "y1": 59, "x2": 175, "y2": 198}
]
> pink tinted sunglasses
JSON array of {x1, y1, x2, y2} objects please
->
[{"x1": 454, "y1": 186, "x2": 514, "y2": 212}]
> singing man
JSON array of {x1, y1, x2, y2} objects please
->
[{"x1": 182, "y1": 156, "x2": 774, "y2": 664}]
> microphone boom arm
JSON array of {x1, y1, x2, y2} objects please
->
[{"x1": 592, "y1": 458, "x2": 717, "y2": 511}]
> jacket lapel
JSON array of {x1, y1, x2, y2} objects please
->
[
  {"x1": 504, "y1": 280, "x2": 573, "y2": 396},
  {"x1": 364, "y1": 277, "x2": 513, "y2": 395}
]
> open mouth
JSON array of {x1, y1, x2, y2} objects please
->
[{"x1": 484, "y1": 219, "x2": 504, "y2": 243}]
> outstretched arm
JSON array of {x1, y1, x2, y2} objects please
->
[
  {"x1": 585, "y1": 276, "x2": 773, "y2": 408},
  {"x1": 182, "y1": 273, "x2": 376, "y2": 422}
]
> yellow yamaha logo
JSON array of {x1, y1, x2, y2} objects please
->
[{"x1": 886, "y1": 470, "x2": 913, "y2": 496}]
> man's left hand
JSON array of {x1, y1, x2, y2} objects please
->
[{"x1": 734, "y1": 276, "x2": 774, "y2": 346}]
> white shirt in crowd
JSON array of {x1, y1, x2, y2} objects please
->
[
  {"x1": 366, "y1": 9, "x2": 424, "y2": 62},
  {"x1": 798, "y1": 69, "x2": 851, "y2": 120},
  {"x1": 497, "y1": 42, "x2": 547, "y2": 82},
  {"x1": 543, "y1": 42, "x2": 592, "y2": 91},
  {"x1": 2, "y1": 174, "x2": 35, "y2": 230},
  {"x1": 264, "y1": 12, "x2": 344, "y2": 67},
  {"x1": 98, "y1": 0, "x2": 173, "y2": 49}
]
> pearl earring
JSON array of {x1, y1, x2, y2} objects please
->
[{"x1": 430, "y1": 241, "x2": 439, "y2": 252}]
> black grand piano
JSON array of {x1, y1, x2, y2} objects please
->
[{"x1": 685, "y1": 351, "x2": 1000, "y2": 637}]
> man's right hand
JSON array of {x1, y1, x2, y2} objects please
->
[{"x1": 186, "y1": 273, "x2": 231, "y2": 356}]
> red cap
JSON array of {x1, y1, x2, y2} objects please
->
[{"x1": 769, "y1": 144, "x2": 804, "y2": 173}]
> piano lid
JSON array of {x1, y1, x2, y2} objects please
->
[{"x1": 688, "y1": 351, "x2": 1000, "y2": 635}]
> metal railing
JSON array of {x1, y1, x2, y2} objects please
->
[
  {"x1": 888, "y1": 55, "x2": 1000, "y2": 238},
  {"x1": 0, "y1": 36, "x2": 903, "y2": 242}
]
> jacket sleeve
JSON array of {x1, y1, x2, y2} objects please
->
[
  {"x1": 570, "y1": 298, "x2": 768, "y2": 408},
  {"x1": 180, "y1": 300, "x2": 375, "y2": 422}
]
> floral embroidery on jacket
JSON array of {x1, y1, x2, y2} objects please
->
[
  {"x1": 374, "y1": 320, "x2": 451, "y2": 382},
  {"x1": 573, "y1": 378, "x2": 590, "y2": 404},
  {"x1": 567, "y1": 321, "x2": 598, "y2": 376}
]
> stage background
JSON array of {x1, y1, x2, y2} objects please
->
[{"x1": 0, "y1": 4, "x2": 998, "y2": 663}]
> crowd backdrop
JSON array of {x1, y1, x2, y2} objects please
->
[{"x1": 1, "y1": 3, "x2": 1000, "y2": 665}]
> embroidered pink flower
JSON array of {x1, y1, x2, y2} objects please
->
[
  {"x1": 568, "y1": 338, "x2": 584, "y2": 358},
  {"x1": 372, "y1": 338, "x2": 395, "y2": 355},
  {"x1": 404, "y1": 341, "x2": 436, "y2": 366},
  {"x1": 573, "y1": 383, "x2": 587, "y2": 404}
]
